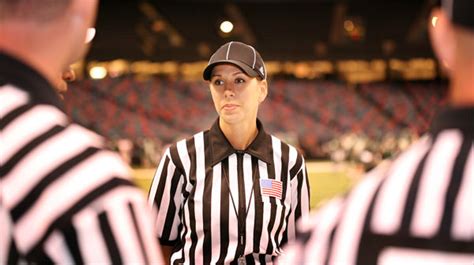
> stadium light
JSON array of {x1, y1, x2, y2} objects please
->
[
  {"x1": 90, "y1": 66, "x2": 107, "y2": 79},
  {"x1": 220, "y1": 21, "x2": 234, "y2": 34}
]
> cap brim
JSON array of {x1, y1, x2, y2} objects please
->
[{"x1": 203, "y1": 60, "x2": 260, "y2": 80}]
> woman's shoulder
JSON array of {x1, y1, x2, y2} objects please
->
[
  {"x1": 166, "y1": 129, "x2": 210, "y2": 152},
  {"x1": 269, "y1": 134, "x2": 305, "y2": 159}
]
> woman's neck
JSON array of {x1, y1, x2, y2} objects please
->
[{"x1": 219, "y1": 118, "x2": 258, "y2": 151}]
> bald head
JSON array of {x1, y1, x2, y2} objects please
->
[
  {"x1": 429, "y1": 0, "x2": 474, "y2": 106},
  {"x1": 0, "y1": 0, "x2": 72, "y2": 22}
]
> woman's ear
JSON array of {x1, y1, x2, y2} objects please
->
[
  {"x1": 258, "y1": 79, "x2": 268, "y2": 103},
  {"x1": 429, "y1": 8, "x2": 455, "y2": 75}
]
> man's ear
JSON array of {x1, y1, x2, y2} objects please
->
[
  {"x1": 429, "y1": 8, "x2": 455, "y2": 75},
  {"x1": 258, "y1": 79, "x2": 268, "y2": 103}
]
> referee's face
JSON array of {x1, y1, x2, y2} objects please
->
[{"x1": 209, "y1": 64, "x2": 267, "y2": 126}]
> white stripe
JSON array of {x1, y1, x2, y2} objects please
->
[
  {"x1": 107, "y1": 193, "x2": 145, "y2": 264},
  {"x1": 210, "y1": 163, "x2": 222, "y2": 264},
  {"x1": 226, "y1": 41, "x2": 233, "y2": 60},
  {"x1": 248, "y1": 45, "x2": 257, "y2": 68},
  {"x1": 0, "y1": 85, "x2": 29, "y2": 117},
  {"x1": 411, "y1": 130, "x2": 463, "y2": 237},
  {"x1": 175, "y1": 138, "x2": 191, "y2": 264},
  {"x1": 371, "y1": 136, "x2": 431, "y2": 234},
  {"x1": 1, "y1": 104, "x2": 68, "y2": 164},
  {"x1": 286, "y1": 146, "x2": 298, "y2": 240},
  {"x1": 155, "y1": 151, "x2": 175, "y2": 238},
  {"x1": 193, "y1": 132, "x2": 205, "y2": 264},
  {"x1": 301, "y1": 198, "x2": 344, "y2": 265},
  {"x1": 44, "y1": 231, "x2": 74, "y2": 264},
  {"x1": 73, "y1": 208, "x2": 111, "y2": 264},
  {"x1": 15, "y1": 151, "x2": 130, "y2": 251},
  {"x1": 272, "y1": 136, "x2": 282, "y2": 183},
  {"x1": 92, "y1": 186, "x2": 156, "y2": 263},
  {"x1": 3, "y1": 124, "x2": 103, "y2": 208},
  {"x1": 452, "y1": 144, "x2": 474, "y2": 240},
  {"x1": 258, "y1": 161, "x2": 271, "y2": 251},
  {"x1": 329, "y1": 168, "x2": 385, "y2": 265},
  {"x1": 148, "y1": 148, "x2": 170, "y2": 206},
  {"x1": 177, "y1": 139, "x2": 191, "y2": 183},
  {"x1": 243, "y1": 153, "x2": 256, "y2": 256},
  {"x1": 378, "y1": 247, "x2": 474, "y2": 265},
  {"x1": 226, "y1": 153, "x2": 239, "y2": 263},
  {"x1": 132, "y1": 200, "x2": 165, "y2": 264}
]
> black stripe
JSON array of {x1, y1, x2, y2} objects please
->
[
  {"x1": 399, "y1": 143, "x2": 433, "y2": 234},
  {"x1": 217, "y1": 158, "x2": 230, "y2": 264},
  {"x1": 12, "y1": 147, "x2": 100, "y2": 222},
  {"x1": 0, "y1": 125, "x2": 64, "y2": 178},
  {"x1": 0, "y1": 103, "x2": 32, "y2": 130},
  {"x1": 235, "y1": 153, "x2": 246, "y2": 260},
  {"x1": 186, "y1": 137, "x2": 198, "y2": 264},
  {"x1": 7, "y1": 238, "x2": 20, "y2": 264},
  {"x1": 161, "y1": 168, "x2": 182, "y2": 241},
  {"x1": 99, "y1": 211, "x2": 123, "y2": 264},
  {"x1": 289, "y1": 150, "x2": 303, "y2": 180},
  {"x1": 294, "y1": 169, "x2": 304, "y2": 223},
  {"x1": 128, "y1": 203, "x2": 149, "y2": 264},
  {"x1": 202, "y1": 135, "x2": 213, "y2": 264},
  {"x1": 273, "y1": 143, "x2": 290, "y2": 248},
  {"x1": 439, "y1": 135, "x2": 471, "y2": 238},
  {"x1": 265, "y1": 160, "x2": 277, "y2": 255},
  {"x1": 175, "y1": 142, "x2": 189, "y2": 265},
  {"x1": 252, "y1": 157, "x2": 264, "y2": 254},
  {"x1": 357, "y1": 176, "x2": 387, "y2": 264},
  {"x1": 62, "y1": 223, "x2": 85, "y2": 264},
  {"x1": 28, "y1": 177, "x2": 134, "y2": 264},
  {"x1": 26, "y1": 247, "x2": 55, "y2": 265},
  {"x1": 151, "y1": 156, "x2": 170, "y2": 208}
]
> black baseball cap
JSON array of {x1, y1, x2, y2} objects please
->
[
  {"x1": 441, "y1": 0, "x2": 473, "y2": 31},
  {"x1": 203, "y1": 41, "x2": 266, "y2": 81}
]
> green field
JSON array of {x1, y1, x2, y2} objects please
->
[{"x1": 132, "y1": 161, "x2": 359, "y2": 209}]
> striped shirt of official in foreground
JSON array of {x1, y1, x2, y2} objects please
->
[
  {"x1": 149, "y1": 119, "x2": 310, "y2": 264},
  {"x1": 0, "y1": 54, "x2": 164, "y2": 264},
  {"x1": 278, "y1": 124, "x2": 473, "y2": 265}
]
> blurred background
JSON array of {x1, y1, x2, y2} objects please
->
[{"x1": 64, "y1": 0, "x2": 446, "y2": 208}]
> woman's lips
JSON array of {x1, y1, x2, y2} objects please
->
[{"x1": 222, "y1": 104, "x2": 238, "y2": 110}]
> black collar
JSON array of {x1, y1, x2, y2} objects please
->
[
  {"x1": 208, "y1": 118, "x2": 273, "y2": 166},
  {"x1": 430, "y1": 106, "x2": 474, "y2": 134},
  {"x1": 0, "y1": 52, "x2": 64, "y2": 112}
]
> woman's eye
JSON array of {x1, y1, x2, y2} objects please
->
[
  {"x1": 235, "y1": 78, "x2": 245, "y2": 84},
  {"x1": 213, "y1": 79, "x2": 224, "y2": 86}
]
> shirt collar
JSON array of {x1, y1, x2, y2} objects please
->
[
  {"x1": 209, "y1": 118, "x2": 273, "y2": 166},
  {"x1": 430, "y1": 106, "x2": 474, "y2": 134},
  {"x1": 0, "y1": 52, "x2": 65, "y2": 112}
]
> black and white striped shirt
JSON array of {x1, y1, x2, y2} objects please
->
[
  {"x1": 0, "y1": 53, "x2": 164, "y2": 264},
  {"x1": 148, "y1": 119, "x2": 310, "y2": 264},
  {"x1": 278, "y1": 107, "x2": 474, "y2": 265}
]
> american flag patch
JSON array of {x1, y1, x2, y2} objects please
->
[{"x1": 260, "y1": 179, "x2": 282, "y2": 199}]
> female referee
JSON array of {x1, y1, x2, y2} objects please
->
[{"x1": 148, "y1": 41, "x2": 310, "y2": 264}]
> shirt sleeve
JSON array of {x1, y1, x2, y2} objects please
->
[
  {"x1": 148, "y1": 147, "x2": 184, "y2": 246},
  {"x1": 286, "y1": 154, "x2": 311, "y2": 243}
]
